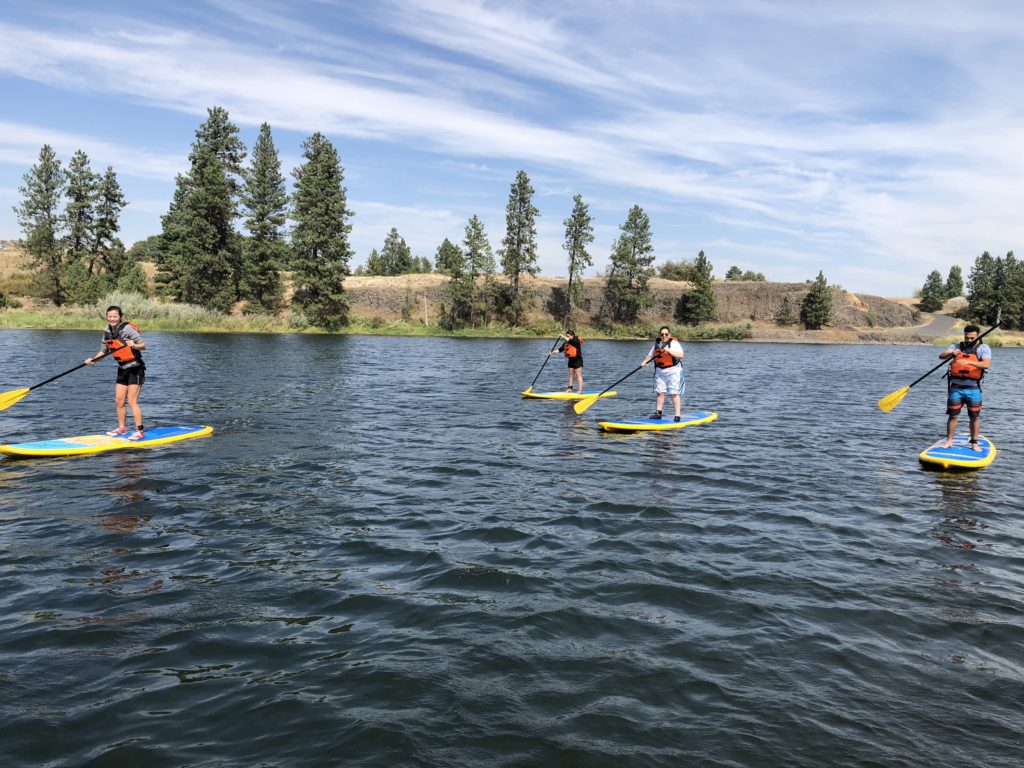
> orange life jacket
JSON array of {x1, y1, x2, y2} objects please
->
[
  {"x1": 949, "y1": 348, "x2": 984, "y2": 381},
  {"x1": 653, "y1": 336, "x2": 680, "y2": 368},
  {"x1": 563, "y1": 337, "x2": 582, "y2": 359},
  {"x1": 104, "y1": 322, "x2": 142, "y2": 365}
]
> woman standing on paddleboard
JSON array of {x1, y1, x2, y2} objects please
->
[
  {"x1": 641, "y1": 326, "x2": 685, "y2": 421},
  {"x1": 85, "y1": 306, "x2": 147, "y2": 440},
  {"x1": 550, "y1": 330, "x2": 584, "y2": 393}
]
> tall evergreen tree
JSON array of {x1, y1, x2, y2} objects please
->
[
  {"x1": 602, "y1": 205, "x2": 656, "y2": 323},
  {"x1": 1000, "y1": 251, "x2": 1024, "y2": 330},
  {"x1": 966, "y1": 251, "x2": 1000, "y2": 326},
  {"x1": 463, "y1": 214, "x2": 496, "y2": 325},
  {"x1": 240, "y1": 122, "x2": 287, "y2": 312},
  {"x1": 380, "y1": 227, "x2": 414, "y2": 275},
  {"x1": 364, "y1": 249, "x2": 384, "y2": 276},
  {"x1": 562, "y1": 194, "x2": 594, "y2": 325},
  {"x1": 918, "y1": 269, "x2": 946, "y2": 312},
  {"x1": 676, "y1": 250, "x2": 716, "y2": 325},
  {"x1": 63, "y1": 150, "x2": 98, "y2": 271},
  {"x1": 439, "y1": 236, "x2": 475, "y2": 329},
  {"x1": 93, "y1": 166, "x2": 128, "y2": 278},
  {"x1": 944, "y1": 265, "x2": 964, "y2": 299},
  {"x1": 158, "y1": 107, "x2": 245, "y2": 308},
  {"x1": 498, "y1": 170, "x2": 540, "y2": 325},
  {"x1": 14, "y1": 145, "x2": 66, "y2": 305},
  {"x1": 290, "y1": 132, "x2": 353, "y2": 331},
  {"x1": 801, "y1": 271, "x2": 833, "y2": 329},
  {"x1": 434, "y1": 238, "x2": 463, "y2": 275}
]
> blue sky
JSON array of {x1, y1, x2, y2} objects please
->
[{"x1": 1, "y1": 0, "x2": 1022, "y2": 296}]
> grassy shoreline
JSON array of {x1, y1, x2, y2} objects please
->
[
  {"x1": 3, "y1": 301, "x2": 1022, "y2": 346},
  {"x1": 0, "y1": 296, "x2": 754, "y2": 341}
]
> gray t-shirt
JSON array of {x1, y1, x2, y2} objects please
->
[
  {"x1": 104, "y1": 323, "x2": 144, "y2": 369},
  {"x1": 946, "y1": 342, "x2": 990, "y2": 387}
]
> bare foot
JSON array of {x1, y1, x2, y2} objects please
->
[
  {"x1": 940, "y1": 439, "x2": 954, "y2": 448},
  {"x1": 970, "y1": 440, "x2": 982, "y2": 452}
]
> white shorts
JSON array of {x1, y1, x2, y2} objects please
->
[{"x1": 654, "y1": 365, "x2": 684, "y2": 395}]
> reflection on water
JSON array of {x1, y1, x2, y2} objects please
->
[{"x1": 0, "y1": 331, "x2": 1021, "y2": 767}]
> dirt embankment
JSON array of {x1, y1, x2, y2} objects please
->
[{"x1": 2, "y1": 240, "x2": 934, "y2": 342}]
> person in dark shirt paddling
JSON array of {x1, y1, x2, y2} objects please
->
[
  {"x1": 85, "y1": 305, "x2": 147, "y2": 440},
  {"x1": 550, "y1": 330, "x2": 584, "y2": 393},
  {"x1": 938, "y1": 324, "x2": 991, "y2": 451}
]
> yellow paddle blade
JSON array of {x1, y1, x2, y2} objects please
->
[
  {"x1": 573, "y1": 395, "x2": 600, "y2": 415},
  {"x1": 877, "y1": 386, "x2": 910, "y2": 413},
  {"x1": 0, "y1": 388, "x2": 30, "y2": 411}
]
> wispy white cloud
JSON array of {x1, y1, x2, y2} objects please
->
[
  {"x1": 0, "y1": 119, "x2": 185, "y2": 180},
  {"x1": 1, "y1": 2, "x2": 1024, "y2": 293}
]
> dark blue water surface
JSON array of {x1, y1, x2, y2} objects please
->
[{"x1": 1, "y1": 330, "x2": 1022, "y2": 767}]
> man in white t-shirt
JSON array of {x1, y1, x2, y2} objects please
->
[{"x1": 641, "y1": 326, "x2": 685, "y2": 421}]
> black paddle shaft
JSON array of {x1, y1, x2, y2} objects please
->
[
  {"x1": 907, "y1": 322, "x2": 1000, "y2": 390},
  {"x1": 527, "y1": 336, "x2": 564, "y2": 390},
  {"x1": 28, "y1": 351, "x2": 110, "y2": 392}
]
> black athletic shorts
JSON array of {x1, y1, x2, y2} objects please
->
[
  {"x1": 567, "y1": 358, "x2": 583, "y2": 370},
  {"x1": 115, "y1": 365, "x2": 146, "y2": 387}
]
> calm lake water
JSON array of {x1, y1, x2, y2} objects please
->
[{"x1": 1, "y1": 330, "x2": 1022, "y2": 767}]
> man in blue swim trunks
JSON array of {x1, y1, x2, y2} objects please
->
[{"x1": 938, "y1": 324, "x2": 991, "y2": 451}]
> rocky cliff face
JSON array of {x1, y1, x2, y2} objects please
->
[{"x1": 343, "y1": 275, "x2": 919, "y2": 329}]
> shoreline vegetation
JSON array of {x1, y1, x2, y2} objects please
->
[{"x1": 2, "y1": 288, "x2": 1021, "y2": 346}]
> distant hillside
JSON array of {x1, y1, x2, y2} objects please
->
[
  {"x1": 2, "y1": 241, "x2": 920, "y2": 333},
  {"x1": 342, "y1": 273, "x2": 919, "y2": 330}
]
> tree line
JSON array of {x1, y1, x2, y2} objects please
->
[
  {"x1": 917, "y1": 253, "x2": 1024, "y2": 330},
  {"x1": 13, "y1": 146, "x2": 146, "y2": 306},
  {"x1": 13, "y1": 104, "x2": 837, "y2": 331}
]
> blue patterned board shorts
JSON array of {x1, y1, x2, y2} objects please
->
[{"x1": 947, "y1": 386, "x2": 982, "y2": 415}]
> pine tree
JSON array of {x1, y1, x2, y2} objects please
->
[
  {"x1": 434, "y1": 238, "x2": 462, "y2": 275},
  {"x1": 439, "y1": 235, "x2": 474, "y2": 329},
  {"x1": 463, "y1": 214, "x2": 495, "y2": 325},
  {"x1": 966, "y1": 251, "x2": 1000, "y2": 326},
  {"x1": 239, "y1": 123, "x2": 287, "y2": 313},
  {"x1": 562, "y1": 194, "x2": 594, "y2": 325},
  {"x1": 676, "y1": 251, "x2": 716, "y2": 325},
  {"x1": 918, "y1": 270, "x2": 946, "y2": 312},
  {"x1": 801, "y1": 271, "x2": 833, "y2": 329},
  {"x1": 601, "y1": 205, "x2": 655, "y2": 323},
  {"x1": 724, "y1": 265, "x2": 742, "y2": 281},
  {"x1": 93, "y1": 167, "x2": 128, "y2": 279},
  {"x1": 774, "y1": 295, "x2": 799, "y2": 325},
  {"x1": 364, "y1": 249, "x2": 384, "y2": 276},
  {"x1": 380, "y1": 227, "x2": 414, "y2": 275},
  {"x1": 415, "y1": 255, "x2": 433, "y2": 273},
  {"x1": 944, "y1": 265, "x2": 964, "y2": 299},
  {"x1": 498, "y1": 170, "x2": 540, "y2": 325},
  {"x1": 290, "y1": 132, "x2": 353, "y2": 331},
  {"x1": 14, "y1": 145, "x2": 66, "y2": 305},
  {"x1": 158, "y1": 107, "x2": 245, "y2": 309},
  {"x1": 63, "y1": 150, "x2": 98, "y2": 272},
  {"x1": 1000, "y1": 251, "x2": 1024, "y2": 330}
]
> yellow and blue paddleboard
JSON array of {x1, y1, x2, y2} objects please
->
[
  {"x1": 599, "y1": 410, "x2": 717, "y2": 433},
  {"x1": 0, "y1": 425, "x2": 213, "y2": 458},
  {"x1": 522, "y1": 389, "x2": 617, "y2": 400},
  {"x1": 919, "y1": 434, "x2": 996, "y2": 470}
]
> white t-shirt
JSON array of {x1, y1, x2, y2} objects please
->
[{"x1": 648, "y1": 339, "x2": 684, "y2": 366}]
